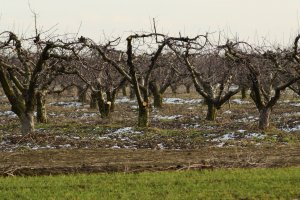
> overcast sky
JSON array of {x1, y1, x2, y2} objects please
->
[{"x1": 0, "y1": 0, "x2": 299, "y2": 45}]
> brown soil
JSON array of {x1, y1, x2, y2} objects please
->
[{"x1": 0, "y1": 145, "x2": 299, "y2": 176}]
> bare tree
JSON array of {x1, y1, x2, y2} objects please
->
[
  {"x1": 222, "y1": 38, "x2": 300, "y2": 130},
  {"x1": 169, "y1": 35, "x2": 241, "y2": 120},
  {"x1": 0, "y1": 31, "x2": 80, "y2": 133}
]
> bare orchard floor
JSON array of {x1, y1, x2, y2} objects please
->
[
  {"x1": 0, "y1": 90, "x2": 299, "y2": 175},
  {"x1": 0, "y1": 145, "x2": 299, "y2": 176}
]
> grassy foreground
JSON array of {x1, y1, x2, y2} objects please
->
[{"x1": 0, "y1": 167, "x2": 299, "y2": 200}]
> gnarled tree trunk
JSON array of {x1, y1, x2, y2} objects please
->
[
  {"x1": 258, "y1": 107, "x2": 271, "y2": 130},
  {"x1": 36, "y1": 91, "x2": 48, "y2": 123},
  {"x1": 90, "y1": 91, "x2": 98, "y2": 109},
  {"x1": 138, "y1": 103, "x2": 149, "y2": 127},
  {"x1": 206, "y1": 102, "x2": 217, "y2": 121},
  {"x1": 20, "y1": 113, "x2": 35, "y2": 134},
  {"x1": 77, "y1": 86, "x2": 88, "y2": 103},
  {"x1": 121, "y1": 85, "x2": 127, "y2": 96},
  {"x1": 96, "y1": 90, "x2": 111, "y2": 118},
  {"x1": 106, "y1": 91, "x2": 116, "y2": 112},
  {"x1": 149, "y1": 82, "x2": 163, "y2": 108},
  {"x1": 185, "y1": 84, "x2": 191, "y2": 94}
]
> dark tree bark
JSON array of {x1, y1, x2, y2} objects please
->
[
  {"x1": 36, "y1": 90, "x2": 48, "y2": 123},
  {"x1": 89, "y1": 91, "x2": 98, "y2": 109},
  {"x1": 206, "y1": 101, "x2": 217, "y2": 121}
]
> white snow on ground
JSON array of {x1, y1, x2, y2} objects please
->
[
  {"x1": 0, "y1": 111, "x2": 17, "y2": 118},
  {"x1": 111, "y1": 127, "x2": 143, "y2": 135},
  {"x1": 290, "y1": 103, "x2": 300, "y2": 107},
  {"x1": 58, "y1": 144, "x2": 72, "y2": 148},
  {"x1": 212, "y1": 131, "x2": 266, "y2": 142},
  {"x1": 80, "y1": 113, "x2": 97, "y2": 118},
  {"x1": 283, "y1": 112, "x2": 300, "y2": 117},
  {"x1": 237, "y1": 116, "x2": 259, "y2": 123},
  {"x1": 49, "y1": 101, "x2": 82, "y2": 108},
  {"x1": 212, "y1": 133, "x2": 237, "y2": 142},
  {"x1": 130, "y1": 105, "x2": 138, "y2": 109},
  {"x1": 245, "y1": 133, "x2": 266, "y2": 139},
  {"x1": 231, "y1": 99, "x2": 251, "y2": 104},
  {"x1": 282, "y1": 125, "x2": 300, "y2": 132},
  {"x1": 153, "y1": 115, "x2": 183, "y2": 120},
  {"x1": 229, "y1": 85, "x2": 239, "y2": 91},
  {"x1": 163, "y1": 98, "x2": 203, "y2": 104},
  {"x1": 182, "y1": 123, "x2": 201, "y2": 129},
  {"x1": 115, "y1": 97, "x2": 136, "y2": 104},
  {"x1": 156, "y1": 143, "x2": 165, "y2": 149},
  {"x1": 223, "y1": 110, "x2": 232, "y2": 114}
]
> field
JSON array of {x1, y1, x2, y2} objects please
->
[{"x1": 0, "y1": 167, "x2": 299, "y2": 200}]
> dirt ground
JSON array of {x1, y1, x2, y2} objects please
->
[
  {"x1": 1, "y1": 145, "x2": 299, "y2": 176},
  {"x1": 0, "y1": 88, "x2": 299, "y2": 175}
]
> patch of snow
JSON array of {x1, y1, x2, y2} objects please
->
[
  {"x1": 111, "y1": 145, "x2": 121, "y2": 149},
  {"x1": 153, "y1": 115, "x2": 182, "y2": 120},
  {"x1": 229, "y1": 85, "x2": 239, "y2": 91},
  {"x1": 130, "y1": 105, "x2": 138, "y2": 109},
  {"x1": 58, "y1": 144, "x2": 72, "y2": 148},
  {"x1": 290, "y1": 103, "x2": 300, "y2": 107},
  {"x1": 231, "y1": 99, "x2": 251, "y2": 105},
  {"x1": 163, "y1": 98, "x2": 203, "y2": 105},
  {"x1": 50, "y1": 101, "x2": 82, "y2": 108},
  {"x1": 212, "y1": 133, "x2": 237, "y2": 142},
  {"x1": 237, "y1": 129, "x2": 246, "y2": 133},
  {"x1": 115, "y1": 97, "x2": 136, "y2": 104},
  {"x1": 237, "y1": 116, "x2": 259, "y2": 123},
  {"x1": 80, "y1": 113, "x2": 97, "y2": 118},
  {"x1": 97, "y1": 136, "x2": 110, "y2": 140},
  {"x1": 182, "y1": 123, "x2": 201, "y2": 129},
  {"x1": 245, "y1": 133, "x2": 266, "y2": 139},
  {"x1": 157, "y1": 143, "x2": 165, "y2": 149},
  {"x1": 282, "y1": 125, "x2": 300, "y2": 132},
  {"x1": 216, "y1": 142, "x2": 225, "y2": 147},
  {"x1": 283, "y1": 112, "x2": 300, "y2": 117},
  {"x1": 111, "y1": 127, "x2": 143, "y2": 135},
  {"x1": 0, "y1": 111, "x2": 17, "y2": 118},
  {"x1": 223, "y1": 110, "x2": 232, "y2": 114}
]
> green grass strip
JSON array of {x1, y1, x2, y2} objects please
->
[{"x1": 0, "y1": 167, "x2": 299, "y2": 200}]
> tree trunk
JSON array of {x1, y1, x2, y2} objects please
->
[
  {"x1": 153, "y1": 92, "x2": 163, "y2": 108},
  {"x1": 20, "y1": 113, "x2": 34, "y2": 134},
  {"x1": 138, "y1": 103, "x2": 149, "y2": 127},
  {"x1": 129, "y1": 86, "x2": 135, "y2": 99},
  {"x1": 149, "y1": 82, "x2": 163, "y2": 108},
  {"x1": 122, "y1": 85, "x2": 127, "y2": 96},
  {"x1": 90, "y1": 91, "x2": 98, "y2": 109},
  {"x1": 258, "y1": 107, "x2": 271, "y2": 130},
  {"x1": 106, "y1": 91, "x2": 116, "y2": 112},
  {"x1": 36, "y1": 91, "x2": 48, "y2": 123},
  {"x1": 185, "y1": 84, "x2": 191, "y2": 94},
  {"x1": 98, "y1": 100, "x2": 111, "y2": 118},
  {"x1": 77, "y1": 86, "x2": 88, "y2": 103},
  {"x1": 206, "y1": 102, "x2": 217, "y2": 121},
  {"x1": 96, "y1": 91, "x2": 111, "y2": 118},
  {"x1": 170, "y1": 84, "x2": 177, "y2": 95},
  {"x1": 241, "y1": 87, "x2": 247, "y2": 99}
]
